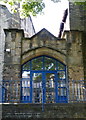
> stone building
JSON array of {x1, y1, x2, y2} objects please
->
[
  {"x1": 0, "y1": 4, "x2": 35, "y2": 101},
  {"x1": 0, "y1": 2, "x2": 86, "y2": 119},
  {"x1": 69, "y1": 2, "x2": 86, "y2": 81}
]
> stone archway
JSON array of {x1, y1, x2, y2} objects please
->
[
  {"x1": 21, "y1": 54, "x2": 67, "y2": 103},
  {"x1": 22, "y1": 47, "x2": 66, "y2": 65}
]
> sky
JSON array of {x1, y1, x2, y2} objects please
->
[{"x1": 32, "y1": 0, "x2": 69, "y2": 37}]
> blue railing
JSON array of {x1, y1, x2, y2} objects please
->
[
  {"x1": 68, "y1": 80, "x2": 86, "y2": 102},
  {"x1": 2, "y1": 80, "x2": 20, "y2": 103},
  {"x1": 1, "y1": 79, "x2": 86, "y2": 103}
]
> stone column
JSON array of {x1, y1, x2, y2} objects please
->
[
  {"x1": 65, "y1": 30, "x2": 84, "y2": 102},
  {"x1": 3, "y1": 29, "x2": 24, "y2": 102}
]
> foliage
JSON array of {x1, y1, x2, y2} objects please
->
[
  {"x1": 0, "y1": 0, "x2": 45, "y2": 17},
  {"x1": 0, "y1": 0, "x2": 61, "y2": 17},
  {"x1": 22, "y1": 0, "x2": 46, "y2": 17},
  {"x1": 68, "y1": 0, "x2": 86, "y2": 8},
  {"x1": 68, "y1": 0, "x2": 86, "y2": 10},
  {"x1": 0, "y1": 0, "x2": 86, "y2": 17},
  {"x1": 75, "y1": 1, "x2": 86, "y2": 9}
]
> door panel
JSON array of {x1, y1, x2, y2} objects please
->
[
  {"x1": 45, "y1": 73, "x2": 56, "y2": 103},
  {"x1": 21, "y1": 78, "x2": 30, "y2": 103},
  {"x1": 57, "y1": 71, "x2": 68, "y2": 103},
  {"x1": 32, "y1": 73, "x2": 42, "y2": 103},
  {"x1": 32, "y1": 71, "x2": 68, "y2": 103}
]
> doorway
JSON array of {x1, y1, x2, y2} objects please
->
[
  {"x1": 21, "y1": 56, "x2": 68, "y2": 103},
  {"x1": 32, "y1": 71, "x2": 56, "y2": 103}
]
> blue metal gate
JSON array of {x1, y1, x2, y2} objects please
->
[{"x1": 21, "y1": 55, "x2": 68, "y2": 103}]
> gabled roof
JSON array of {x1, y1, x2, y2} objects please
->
[{"x1": 28, "y1": 28, "x2": 64, "y2": 40}]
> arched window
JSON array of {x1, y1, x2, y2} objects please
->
[{"x1": 21, "y1": 56, "x2": 68, "y2": 103}]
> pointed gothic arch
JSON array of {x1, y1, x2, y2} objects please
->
[
  {"x1": 22, "y1": 47, "x2": 66, "y2": 65},
  {"x1": 21, "y1": 51, "x2": 68, "y2": 103}
]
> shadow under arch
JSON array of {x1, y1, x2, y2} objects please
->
[{"x1": 22, "y1": 47, "x2": 66, "y2": 65}]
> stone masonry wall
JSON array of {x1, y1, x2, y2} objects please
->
[
  {"x1": 69, "y1": 2, "x2": 86, "y2": 31},
  {"x1": 0, "y1": 5, "x2": 21, "y2": 103},
  {"x1": 82, "y1": 32, "x2": 86, "y2": 84},
  {"x1": 3, "y1": 28, "x2": 67, "y2": 102},
  {"x1": 3, "y1": 28, "x2": 85, "y2": 102},
  {"x1": 0, "y1": 5, "x2": 10, "y2": 102},
  {"x1": 0, "y1": 4, "x2": 35, "y2": 81},
  {"x1": 22, "y1": 29, "x2": 84, "y2": 82},
  {"x1": 22, "y1": 29, "x2": 66, "y2": 64},
  {"x1": 3, "y1": 29, "x2": 24, "y2": 102},
  {"x1": 0, "y1": 4, "x2": 35, "y2": 102},
  {"x1": 2, "y1": 103, "x2": 86, "y2": 119},
  {"x1": 69, "y1": 2, "x2": 86, "y2": 82},
  {"x1": 64, "y1": 30, "x2": 84, "y2": 80},
  {"x1": 0, "y1": 5, "x2": 10, "y2": 81},
  {"x1": 3, "y1": 29, "x2": 23, "y2": 80},
  {"x1": 64, "y1": 30, "x2": 84, "y2": 100}
]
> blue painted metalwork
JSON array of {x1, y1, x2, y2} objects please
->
[
  {"x1": 2, "y1": 79, "x2": 86, "y2": 103},
  {"x1": 2, "y1": 87, "x2": 6, "y2": 103},
  {"x1": 21, "y1": 55, "x2": 67, "y2": 103}
]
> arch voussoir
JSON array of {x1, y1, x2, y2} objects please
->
[{"x1": 22, "y1": 47, "x2": 66, "y2": 65}]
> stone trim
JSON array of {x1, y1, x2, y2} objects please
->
[{"x1": 22, "y1": 47, "x2": 66, "y2": 65}]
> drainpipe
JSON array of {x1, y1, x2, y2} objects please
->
[{"x1": 58, "y1": 9, "x2": 68, "y2": 38}]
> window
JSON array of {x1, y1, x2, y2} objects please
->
[{"x1": 21, "y1": 56, "x2": 67, "y2": 103}]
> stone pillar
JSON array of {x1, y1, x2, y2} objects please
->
[
  {"x1": 82, "y1": 32, "x2": 86, "y2": 86},
  {"x1": 0, "y1": 5, "x2": 9, "y2": 103},
  {"x1": 0, "y1": 4, "x2": 21, "y2": 103},
  {"x1": 65, "y1": 30, "x2": 84, "y2": 101},
  {"x1": 65, "y1": 30, "x2": 84, "y2": 80},
  {"x1": 3, "y1": 29, "x2": 24, "y2": 102},
  {"x1": 69, "y1": 2, "x2": 86, "y2": 31}
]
